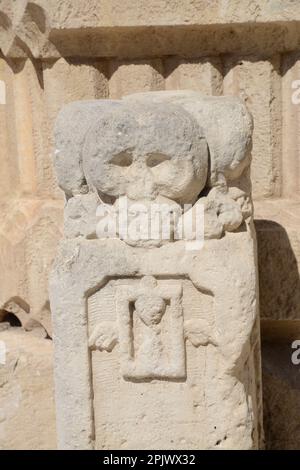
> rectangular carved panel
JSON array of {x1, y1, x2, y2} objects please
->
[{"x1": 88, "y1": 276, "x2": 213, "y2": 449}]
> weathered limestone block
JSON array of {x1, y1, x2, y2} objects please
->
[
  {"x1": 0, "y1": 198, "x2": 63, "y2": 337},
  {"x1": 43, "y1": 58, "x2": 109, "y2": 198},
  {"x1": 50, "y1": 91, "x2": 262, "y2": 450},
  {"x1": 260, "y1": 322, "x2": 300, "y2": 449},
  {"x1": 282, "y1": 52, "x2": 300, "y2": 198},
  {"x1": 109, "y1": 60, "x2": 164, "y2": 99},
  {"x1": 3, "y1": 1, "x2": 300, "y2": 61},
  {"x1": 0, "y1": 327, "x2": 56, "y2": 449},
  {"x1": 223, "y1": 56, "x2": 281, "y2": 198},
  {"x1": 3, "y1": 0, "x2": 300, "y2": 60},
  {"x1": 165, "y1": 58, "x2": 223, "y2": 95},
  {"x1": 255, "y1": 199, "x2": 300, "y2": 321}
]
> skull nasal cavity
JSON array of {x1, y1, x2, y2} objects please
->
[
  {"x1": 109, "y1": 152, "x2": 133, "y2": 167},
  {"x1": 147, "y1": 153, "x2": 171, "y2": 168}
]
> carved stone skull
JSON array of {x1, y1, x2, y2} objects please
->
[{"x1": 83, "y1": 102, "x2": 209, "y2": 206}]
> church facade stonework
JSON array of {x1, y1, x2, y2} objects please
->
[{"x1": 1, "y1": 1, "x2": 300, "y2": 450}]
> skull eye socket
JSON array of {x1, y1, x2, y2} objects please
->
[
  {"x1": 109, "y1": 152, "x2": 133, "y2": 167},
  {"x1": 147, "y1": 153, "x2": 171, "y2": 168}
]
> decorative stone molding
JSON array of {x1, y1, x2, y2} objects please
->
[{"x1": 2, "y1": 1, "x2": 300, "y2": 59}]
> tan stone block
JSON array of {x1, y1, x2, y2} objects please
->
[
  {"x1": 255, "y1": 199, "x2": 300, "y2": 320},
  {"x1": 0, "y1": 58, "x2": 23, "y2": 198},
  {"x1": 0, "y1": 198, "x2": 63, "y2": 337},
  {"x1": 3, "y1": 2, "x2": 300, "y2": 59},
  {"x1": 43, "y1": 58, "x2": 108, "y2": 197},
  {"x1": 40, "y1": 1, "x2": 300, "y2": 28},
  {"x1": 261, "y1": 330, "x2": 300, "y2": 450},
  {"x1": 165, "y1": 58, "x2": 223, "y2": 95},
  {"x1": 0, "y1": 328, "x2": 56, "y2": 449},
  {"x1": 282, "y1": 53, "x2": 300, "y2": 198},
  {"x1": 12, "y1": 60, "x2": 37, "y2": 196},
  {"x1": 0, "y1": 58, "x2": 11, "y2": 198},
  {"x1": 1, "y1": 58, "x2": 49, "y2": 198},
  {"x1": 224, "y1": 57, "x2": 282, "y2": 199},
  {"x1": 109, "y1": 60, "x2": 164, "y2": 99}
]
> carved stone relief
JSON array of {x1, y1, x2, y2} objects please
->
[
  {"x1": 50, "y1": 91, "x2": 262, "y2": 450},
  {"x1": 88, "y1": 276, "x2": 215, "y2": 382}
]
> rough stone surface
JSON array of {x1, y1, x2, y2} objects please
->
[
  {"x1": 255, "y1": 199, "x2": 300, "y2": 321},
  {"x1": 0, "y1": 327, "x2": 56, "y2": 450},
  {"x1": 3, "y1": 2, "x2": 300, "y2": 58},
  {"x1": 261, "y1": 322, "x2": 300, "y2": 450},
  {"x1": 50, "y1": 92, "x2": 262, "y2": 450}
]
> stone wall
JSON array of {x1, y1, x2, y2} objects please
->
[{"x1": 0, "y1": 0, "x2": 299, "y2": 449}]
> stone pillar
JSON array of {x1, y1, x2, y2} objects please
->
[{"x1": 50, "y1": 91, "x2": 262, "y2": 450}]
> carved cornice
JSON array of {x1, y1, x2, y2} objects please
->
[{"x1": 2, "y1": 1, "x2": 300, "y2": 59}]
